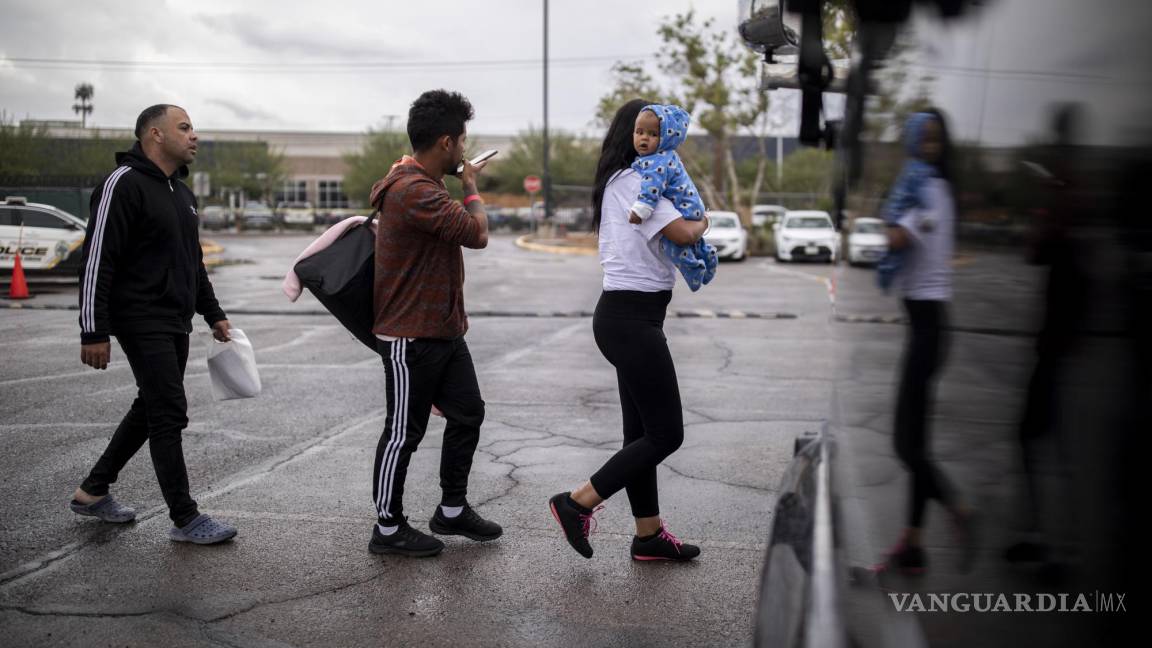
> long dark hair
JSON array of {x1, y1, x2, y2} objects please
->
[
  {"x1": 922, "y1": 106, "x2": 954, "y2": 182},
  {"x1": 591, "y1": 99, "x2": 650, "y2": 231}
]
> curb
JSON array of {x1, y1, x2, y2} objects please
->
[
  {"x1": 0, "y1": 302, "x2": 799, "y2": 320},
  {"x1": 513, "y1": 235, "x2": 597, "y2": 256},
  {"x1": 201, "y1": 239, "x2": 225, "y2": 268}
]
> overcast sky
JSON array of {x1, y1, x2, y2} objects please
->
[
  {"x1": 3, "y1": 0, "x2": 1149, "y2": 146},
  {"x1": 0, "y1": 0, "x2": 740, "y2": 136}
]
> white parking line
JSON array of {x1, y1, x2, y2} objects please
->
[{"x1": 0, "y1": 365, "x2": 129, "y2": 387}]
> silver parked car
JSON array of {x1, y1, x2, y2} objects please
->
[
  {"x1": 240, "y1": 201, "x2": 276, "y2": 231},
  {"x1": 199, "y1": 205, "x2": 233, "y2": 231}
]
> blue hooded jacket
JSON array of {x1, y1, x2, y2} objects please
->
[
  {"x1": 876, "y1": 112, "x2": 939, "y2": 292},
  {"x1": 630, "y1": 104, "x2": 717, "y2": 291}
]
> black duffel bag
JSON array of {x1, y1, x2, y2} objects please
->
[{"x1": 293, "y1": 211, "x2": 379, "y2": 351}]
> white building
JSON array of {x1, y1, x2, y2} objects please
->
[{"x1": 26, "y1": 120, "x2": 514, "y2": 209}]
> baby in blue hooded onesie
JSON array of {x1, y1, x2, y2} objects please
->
[{"x1": 628, "y1": 104, "x2": 718, "y2": 292}]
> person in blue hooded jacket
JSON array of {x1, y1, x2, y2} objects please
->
[
  {"x1": 875, "y1": 108, "x2": 978, "y2": 576},
  {"x1": 876, "y1": 111, "x2": 945, "y2": 292},
  {"x1": 627, "y1": 104, "x2": 718, "y2": 292}
]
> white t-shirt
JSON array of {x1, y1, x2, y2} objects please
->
[
  {"x1": 599, "y1": 169, "x2": 681, "y2": 292},
  {"x1": 897, "y1": 177, "x2": 955, "y2": 301}
]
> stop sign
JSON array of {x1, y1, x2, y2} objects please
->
[{"x1": 523, "y1": 175, "x2": 542, "y2": 193}]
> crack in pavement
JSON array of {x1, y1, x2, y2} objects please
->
[
  {"x1": 682, "y1": 416, "x2": 825, "y2": 428},
  {"x1": 577, "y1": 386, "x2": 620, "y2": 410},
  {"x1": 470, "y1": 436, "x2": 618, "y2": 509},
  {"x1": 471, "y1": 448, "x2": 524, "y2": 509},
  {"x1": 207, "y1": 569, "x2": 387, "y2": 624},
  {"x1": 0, "y1": 605, "x2": 167, "y2": 619},
  {"x1": 659, "y1": 461, "x2": 778, "y2": 495},
  {"x1": 712, "y1": 338, "x2": 735, "y2": 375},
  {"x1": 682, "y1": 406, "x2": 718, "y2": 423},
  {"x1": 0, "y1": 606, "x2": 244, "y2": 648},
  {"x1": 0, "y1": 408, "x2": 387, "y2": 590},
  {"x1": 482, "y1": 416, "x2": 605, "y2": 453},
  {"x1": 1, "y1": 571, "x2": 385, "y2": 645}
]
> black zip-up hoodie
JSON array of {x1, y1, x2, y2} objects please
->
[{"x1": 78, "y1": 142, "x2": 226, "y2": 344}]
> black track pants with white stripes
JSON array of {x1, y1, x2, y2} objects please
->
[{"x1": 373, "y1": 337, "x2": 485, "y2": 524}]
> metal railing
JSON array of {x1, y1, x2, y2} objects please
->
[{"x1": 754, "y1": 424, "x2": 846, "y2": 648}]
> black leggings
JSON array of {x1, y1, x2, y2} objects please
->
[
  {"x1": 894, "y1": 299, "x2": 956, "y2": 528},
  {"x1": 589, "y1": 290, "x2": 684, "y2": 519}
]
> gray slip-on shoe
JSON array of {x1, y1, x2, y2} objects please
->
[
  {"x1": 70, "y1": 495, "x2": 136, "y2": 523},
  {"x1": 169, "y1": 514, "x2": 237, "y2": 545}
]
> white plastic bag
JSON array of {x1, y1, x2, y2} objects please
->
[{"x1": 206, "y1": 328, "x2": 261, "y2": 400}]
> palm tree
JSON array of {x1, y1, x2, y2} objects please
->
[{"x1": 72, "y1": 83, "x2": 94, "y2": 128}]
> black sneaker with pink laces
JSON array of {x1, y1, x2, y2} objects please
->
[
  {"x1": 548, "y1": 492, "x2": 602, "y2": 558},
  {"x1": 631, "y1": 524, "x2": 701, "y2": 562}
]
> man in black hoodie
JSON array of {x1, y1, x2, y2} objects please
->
[{"x1": 69, "y1": 104, "x2": 238, "y2": 545}]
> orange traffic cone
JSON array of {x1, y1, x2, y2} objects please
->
[{"x1": 8, "y1": 251, "x2": 30, "y2": 299}]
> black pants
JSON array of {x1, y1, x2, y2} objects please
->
[
  {"x1": 894, "y1": 299, "x2": 955, "y2": 528},
  {"x1": 589, "y1": 290, "x2": 684, "y2": 519},
  {"x1": 80, "y1": 332, "x2": 200, "y2": 527},
  {"x1": 373, "y1": 337, "x2": 484, "y2": 524}
]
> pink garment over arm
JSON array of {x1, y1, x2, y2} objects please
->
[{"x1": 281, "y1": 216, "x2": 377, "y2": 302}]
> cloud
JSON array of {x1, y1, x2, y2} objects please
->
[
  {"x1": 206, "y1": 98, "x2": 276, "y2": 122},
  {"x1": 195, "y1": 13, "x2": 412, "y2": 61},
  {"x1": 0, "y1": 0, "x2": 739, "y2": 132}
]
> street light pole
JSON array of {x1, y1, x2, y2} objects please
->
[{"x1": 542, "y1": 0, "x2": 552, "y2": 224}]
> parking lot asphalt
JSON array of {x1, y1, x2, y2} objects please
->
[
  {"x1": 1, "y1": 233, "x2": 841, "y2": 647},
  {"x1": 3, "y1": 232, "x2": 1126, "y2": 647}
]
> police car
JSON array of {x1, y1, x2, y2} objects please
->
[{"x1": 0, "y1": 196, "x2": 87, "y2": 275}]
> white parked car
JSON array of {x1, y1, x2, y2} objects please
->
[
  {"x1": 773, "y1": 210, "x2": 839, "y2": 263},
  {"x1": 276, "y1": 201, "x2": 316, "y2": 230},
  {"x1": 846, "y1": 217, "x2": 888, "y2": 265},
  {"x1": 0, "y1": 196, "x2": 87, "y2": 274},
  {"x1": 704, "y1": 211, "x2": 748, "y2": 262}
]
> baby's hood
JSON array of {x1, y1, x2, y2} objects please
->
[{"x1": 645, "y1": 104, "x2": 691, "y2": 153}]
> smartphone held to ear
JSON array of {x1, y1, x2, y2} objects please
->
[{"x1": 456, "y1": 149, "x2": 499, "y2": 175}]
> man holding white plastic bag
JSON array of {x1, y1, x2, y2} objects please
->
[{"x1": 71, "y1": 104, "x2": 239, "y2": 545}]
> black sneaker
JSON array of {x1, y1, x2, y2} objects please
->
[
  {"x1": 368, "y1": 521, "x2": 444, "y2": 557},
  {"x1": 429, "y1": 504, "x2": 503, "y2": 541},
  {"x1": 631, "y1": 524, "x2": 701, "y2": 562},
  {"x1": 548, "y1": 492, "x2": 600, "y2": 558}
]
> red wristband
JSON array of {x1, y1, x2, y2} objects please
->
[{"x1": 463, "y1": 194, "x2": 482, "y2": 206}]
